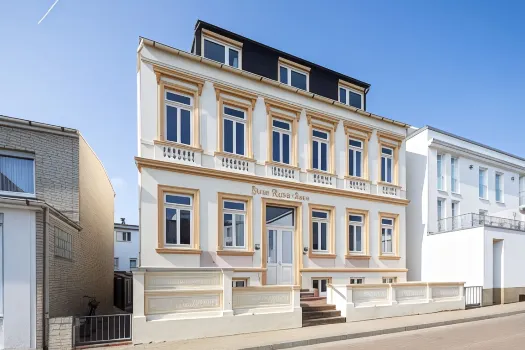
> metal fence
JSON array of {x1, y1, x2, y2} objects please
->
[
  {"x1": 435, "y1": 213, "x2": 525, "y2": 234},
  {"x1": 74, "y1": 314, "x2": 132, "y2": 346},
  {"x1": 465, "y1": 286, "x2": 483, "y2": 308}
]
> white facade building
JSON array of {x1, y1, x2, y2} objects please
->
[
  {"x1": 0, "y1": 208, "x2": 37, "y2": 349},
  {"x1": 133, "y1": 21, "x2": 464, "y2": 343},
  {"x1": 406, "y1": 126, "x2": 525, "y2": 305},
  {"x1": 114, "y1": 220, "x2": 139, "y2": 271}
]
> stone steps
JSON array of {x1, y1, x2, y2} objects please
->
[
  {"x1": 301, "y1": 303, "x2": 337, "y2": 312},
  {"x1": 300, "y1": 291, "x2": 345, "y2": 327},
  {"x1": 302, "y1": 316, "x2": 346, "y2": 327},
  {"x1": 302, "y1": 309, "x2": 342, "y2": 320}
]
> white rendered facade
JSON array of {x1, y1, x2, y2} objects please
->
[
  {"x1": 406, "y1": 126, "x2": 525, "y2": 304},
  {"x1": 0, "y1": 207, "x2": 37, "y2": 349},
  {"x1": 134, "y1": 24, "x2": 467, "y2": 342},
  {"x1": 114, "y1": 223, "x2": 139, "y2": 271}
]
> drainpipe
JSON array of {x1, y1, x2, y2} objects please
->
[{"x1": 42, "y1": 206, "x2": 49, "y2": 349}]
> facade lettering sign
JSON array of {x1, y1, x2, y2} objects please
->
[{"x1": 252, "y1": 186, "x2": 310, "y2": 201}]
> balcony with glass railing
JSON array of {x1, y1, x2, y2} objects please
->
[{"x1": 434, "y1": 213, "x2": 525, "y2": 234}]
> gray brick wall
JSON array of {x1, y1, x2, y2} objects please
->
[{"x1": 0, "y1": 125, "x2": 80, "y2": 221}]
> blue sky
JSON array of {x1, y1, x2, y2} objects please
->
[{"x1": 1, "y1": 1, "x2": 524, "y2": 224}]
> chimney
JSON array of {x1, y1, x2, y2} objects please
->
[{"x1": 121, "y1": 218, "x2": 126, "y2": 225}]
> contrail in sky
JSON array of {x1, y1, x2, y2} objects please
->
[{"x1": 38, "y1": 0, "x2": 60, "y2": 24}]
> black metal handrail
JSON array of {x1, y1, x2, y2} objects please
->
[{"x1": 434, "y1": 213, "x2": 525, "y2": 234}]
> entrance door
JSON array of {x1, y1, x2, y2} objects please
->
[{"x1": 266, "y1": 228, "x2": 293, "y2": 285}]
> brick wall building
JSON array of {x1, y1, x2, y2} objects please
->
[{"x1": 0, "y1": 115, "x2": 114, "y2": 349}]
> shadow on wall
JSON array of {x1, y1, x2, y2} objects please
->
[{"x1": 406, "y1": 151, "x2": 427, "y2": 282}]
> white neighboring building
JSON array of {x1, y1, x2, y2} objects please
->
[
  {"x1": 406, "y1": 125, "x2": 525, "y2": 305},
  {"x1": 114, "y1": 219, "x2": 139, "y2": 271}
]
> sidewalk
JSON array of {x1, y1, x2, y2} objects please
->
[{"x1": 105, "y1": 303, "x2": 525, "y2": 350}]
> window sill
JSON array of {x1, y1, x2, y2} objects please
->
[
  {"x1": 344, "y1": 175, "x2": 370, "y2": 183},
  {"x1": 217, "y1": 250, "x2": 254, "y2": 256},
  {"x1": 451, "y1": 191, "x2": 461, "y2": 196},
  {"x1": 345, "y1": 254, "x2": 371, "y2": 260},
  {"x1": 214, "y1": 151, "x2": 255, "y2": 163},
  {"x1": 496, "y1": 200, "x2": 505, "y2": 204},
  {"x1": 377, "y1": 181, "x2": 402, "y2": 189},
  {"x1": 154, "y1": 140, "x2": 203, "y2": 153},
  {"x1": 309, "y1": 252, "x2": 337, "y2": 259},
  {"x1": 437, "y1": 189, "x2": 448, "y2": 194},
  {"x1": 265, "y1": 161, "x2": 301, "y2": 170},
  {"x1": 307, "y1": 168, "x2": 336, "y2": 176},
  {"x1": 156, "y1": 248, "x2": 202, "y2": 255},
  {"x1": 379, "y1": 255, "x2": 401, "y2": 260}
]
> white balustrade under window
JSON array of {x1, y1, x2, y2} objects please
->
[
  {"x1": 266, "y1": 163, "x2": 299, "y2": 181},
  {"x1": 155, "y1": 143, "x2": 202, "y2": 166},
  {"x1": 346, "y1": 178, "x2": 371, "y2": 193},
  {"x1": 215, "y1": 154, "x2": 254, "y2": 173},
  {"x1": 376, "y1": 183, "x2": 405, "y2": 199},
  {"x1": 308, "y1": 172, "x2": 336, "y2": 188}
]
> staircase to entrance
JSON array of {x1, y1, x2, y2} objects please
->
[{"x1": 300, "y1": 289, "x2": 345, "y2": 327}]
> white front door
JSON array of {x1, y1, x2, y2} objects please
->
[{"x1": 266, "y1": 228, "x2": 294, "y2": 285}]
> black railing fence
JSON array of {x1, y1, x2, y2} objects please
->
[{"x1": 435, "y1": 213, "x2": 525, "y2": 234}]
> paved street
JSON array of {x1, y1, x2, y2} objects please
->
[{"x1": 301, "y1": 313, "x2": 525, "y2": 349}]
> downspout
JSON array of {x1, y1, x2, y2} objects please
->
[
  {"x1": 42, "y1": 206, "x2": 49, "y2": 349},
  {"x1": 364, "y1": 87, "x2": 370, "y2": 111}
]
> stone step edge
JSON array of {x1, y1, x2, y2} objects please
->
[
  {"x1": 302, "y1": 316, "x2": 346, "y2": 327},
  {"x1": 240, "y1": 308, "x2": 525, "y2": 350}
]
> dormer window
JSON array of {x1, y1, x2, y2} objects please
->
[
  {"x1": 278, "y1": 57, "x2": 310, "y2": 91},
  {"x1": 201, "y1": 29, "x2": 242, "y2": 68},
  {"x1": 338, "y1": 80, "x2": 365, "y2": 110}
]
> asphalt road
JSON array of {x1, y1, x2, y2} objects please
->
[{"x1": 299, "y1": 313, "x2": 525, "y2": 349}]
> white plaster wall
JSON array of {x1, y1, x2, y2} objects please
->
[
  {"x1": 140, "y1": 168, "x2": 407, "y2": 274},
  {"x1": 0, "y1": 207, "x2": 37, "y2": 349},
  {"x1": 405, "y1": 130, "x2": 429, "y2": 281},
  {"x1": 114, "y1": 228, "x2": 140, "y2": 271},
  {"x1": 484, "y1": 227, "x2": 525, "y2": 289},
  {"x1": 423, "y1": 227, "x2": 485, "y2": 287}
]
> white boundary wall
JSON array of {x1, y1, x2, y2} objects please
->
[
  {"x1": 133, "y1": 268, "x2": 301, "y2": 343},
  {"x1": 328, "y1": 282, "x2": 464, "y2": 322}
]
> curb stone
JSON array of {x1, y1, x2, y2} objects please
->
[{"x1": 241, "y1": 309, "x2": 525, "y2": 350}]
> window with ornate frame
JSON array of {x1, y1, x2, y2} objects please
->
[
  {"x1": 346, "y1": 209, "x2": 370, "y2": 259},
  {"x1": 377, "y1": 132, "x2": 403, "y2": 187},
  {"x1": 215, "y1": 84, "x2": 257, "y2": 161},
  {"x1": 217, "y1": 193, "x2": 253, "y2": 256},
  {"x1": 154, "y1": 66, "x2": 204, "y2": 151},
  {"x1": 265, "y1": 99, "x2": 301, "y2": 169},
  {"x1": 378, "y1": 212, "x2": 400, "y2": 259},
  {"x1": 307, "y1": 112, "x2": 337, "y2": 175},
  {"x1": 308, "y1": 204, "x2": 335, "y2": 259},
  {"x1": 157, "y1": 185, "x2": 200, "y2": 254},
  {"x1": 344, "y1": 122, "x2": 372, "y2": 184}
]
